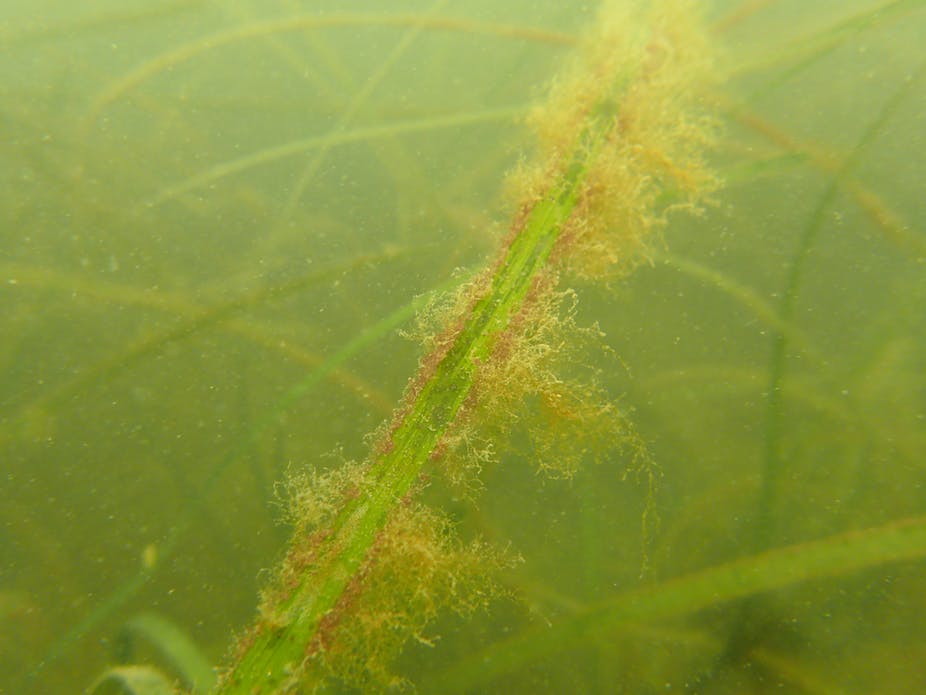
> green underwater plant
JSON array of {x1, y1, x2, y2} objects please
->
[
  {"x1": 2, "y1": 0, "x2": 926, "y2": 693},
  {"x1": 216, "y1": 1, "x2": 716, "y2": 690}
]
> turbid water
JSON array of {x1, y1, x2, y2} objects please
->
[{"x1": 2, "y1": 1, "x2": 925, "y2": 693}]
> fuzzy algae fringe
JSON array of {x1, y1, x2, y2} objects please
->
[{"x1": 216, "y1": 1, "x2": 717, "y2": 692}]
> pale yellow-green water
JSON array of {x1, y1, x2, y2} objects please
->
[{"x1": 2, "y1": 1, "x2": 925, "y2": 692}]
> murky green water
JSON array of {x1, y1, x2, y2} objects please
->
[{"x1": 2, "y1": 1, "x2": 925, "y2": 692}]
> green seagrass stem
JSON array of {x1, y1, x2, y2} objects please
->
[{"x1": 216, "y1": 98, "x2": 613, "y2": 694}]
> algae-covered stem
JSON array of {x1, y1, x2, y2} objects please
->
[
  {"x1": 218, "y1": 113, "x2": 599, "y2": 695},
  {"x1": 217, "y1": 2, "x2": 715, "y2": 691}
]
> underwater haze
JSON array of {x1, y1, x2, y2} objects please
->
[{"x1": 2, "y1": 0, "x2": 925, "y2": 693}]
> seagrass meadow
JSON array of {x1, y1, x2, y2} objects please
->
[{"x1": 2, "y1": 1, "x2": 925, "y2": 693}]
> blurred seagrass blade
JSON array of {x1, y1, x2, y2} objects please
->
[
  {"x1": 80, "y1": 13, "x2": 574, "y2": 132},
  {"x1": 143, "y1": 106, "x2": 524, "y2": 209},
  {"x1": 717, "y1": 99, "x2": 926, "y2": 260},
  {"x1": 723, "y1": 0, "x2": 926, "y2": 93},
  {"x1": 0, "y1": 246, "x2": 405, "y2": 446},
  {"x1": 752, "y1": 52, "x2": 926, "y2": 552},
  {"x1": 427, "y1": 514, "x2": 926, "y2": 692},
  {"x1": 89, "y1": 665, "x2": 176, "y2": 695},
  {"x1": 113, "y1": 612, "x2": 216, "y2": 694}
]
